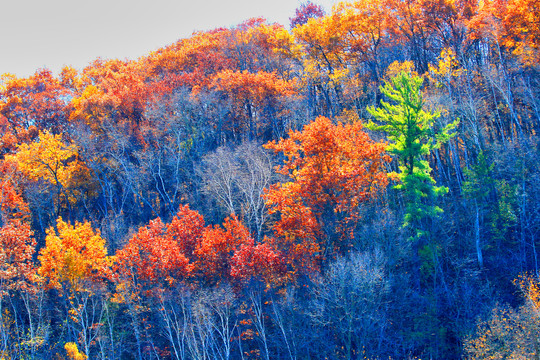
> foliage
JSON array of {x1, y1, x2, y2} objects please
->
[
  {"x1": 38, "y1": 217, "x2": 110, "y2": 292},
  {"x1": 368, "y1": 71, "x2": 458, "y2": 238},
  {"x1": 114, "y1": 215, "x2": 193, "y2": 291},
  {"x1": 0, "y1": 1, "x2": 539, "y2": 358},
  {"x1": 7, "y1": 130, "x2": 91, "y2": 207},
  {"x1": 64, "y1": 342, "x2": 87, "y2": 360},
  {"x1": 264, "y1": 115, "x2": 389, "y2": 274},
  {"x1": 465, "y1": 276, "x2": 540, "y2": 359}
]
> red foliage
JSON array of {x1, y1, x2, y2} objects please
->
[
  {"x1": 194, "y1": 215, "x2": 253, "y2": 284},
  {"x1": 290, "y1": 2, "x2": 326, "y2": 28},
  {"x1": 0, "y1": 219, "x2": 36, "y2": 294},
  {"x1": 166, "y1": 204, "x2": 206, "y2": 261},
  {"x1": 230, "y1": 241, "x2": 285, "y2": 285},
  {"x1": 114, "y1": 217, "x2": 192, "y2": 289},
  {"x1": 0, "y1": 70, "x2": 72, "y2": 151}
]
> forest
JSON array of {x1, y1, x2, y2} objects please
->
[{"x1": 0, "y1": 0, "x2": 539, "y2": 358}]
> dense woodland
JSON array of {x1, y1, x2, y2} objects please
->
[{"x1": 0, "y1": 0, "x2": 539, "y2": 358}]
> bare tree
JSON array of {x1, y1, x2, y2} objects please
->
[
  {"x1": 200, "y1": 142, "x2": 275, "y2": 239},
  {"x1": 309, "y1": 251, "x2": 389, "y2": 359}
]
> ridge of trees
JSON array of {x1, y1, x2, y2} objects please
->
[{"x1": 0, "y1": 0, "x2": 539, "y2": 358}]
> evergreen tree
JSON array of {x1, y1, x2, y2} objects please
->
[{"x1": 367, "y1": 71, "x2": 458, "y2": 240}]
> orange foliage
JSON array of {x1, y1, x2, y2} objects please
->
[
  {"x1": 0, "y1": 219, "x2": 36, "y2": 294},
  {"x1": 0, "y1": 158, "x2": 36, "y2": 294},
  {"x1": 333, "y1": 0, "x2": 393, "y2": 65},
  {"x1": 230, "y1": 242, "x2": 285, "y2": 285},
  {"x1": 209, "y1": 69, "x2": 297, "y2": 139},
  {"x1": 0, "y1": 69, "x2": 71, "y2": 151},
  {"x1": 468, "y1": 0, "x2": 539, "y2": 64},
  {"x1": 114, "y1": 205, "x2": 284, "y2": 289},
  {"x1": 71, "y1": 59, "x2": 151, "y2": 129},
  {"x1": 0, "y1": 159, "x2": 30, "y2": 222},
  {"x1": 264, "y1": 116, "x2": 389, "y2": 274},
  {"x1": 194, "y1": 215, "x2": 253, "y2": 284},
  {"x1": 64, "y1": 342, "x2": 87, "y2": 360},
  {"x1": 166, "y1": 204, "x2": 206, "y2": 261},
  {"x1": 515, "y1": 274, "x2": 540, "y2": 310}
]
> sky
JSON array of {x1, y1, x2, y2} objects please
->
[{"x1": 0, "y1": 0, "x2": 339, "y2": 78}]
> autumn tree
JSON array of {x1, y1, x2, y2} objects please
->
[
  {"x1": 38, "y1": 217, "x2": 110, "y2": 292},
  {"x1": 466, "y1": 275, "x2": 540, "y2": 359},
  {"x1": 264, "y1": 115, "x2": 389, "y2": 275},
  {"x1": 7, "y1": 130, "x2": 91, "y2": 217},
  {"x1": 38, "y1": 217, "x2": 111, "y2": 358},
  {"x1": 332, "y1": 0, "x2": 393, "y2": 80},
  {"x1": 114, "y1": 216, "x2": 192, "y2": 292},
  {"x1": 290, "y1": 2, "x2": 325, "y2": 28},
  {"x1": 0, "y1": 69, "x2": 72, "y2": 152},
  {"x1": 193, "y1": 215, "x2": 253, "y2": 284},
  {"x1": 209, "y1": 69, "x2": 297, "y2": 141},
  {"x1": 293, "y1": 14, "x2": 347, "y2": 117},
  {"x1": 467, "y1": 0, "x2": 540, "y2": 65}
]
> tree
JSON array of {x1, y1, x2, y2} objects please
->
[
  {"x1": 194, "y1": 215, "x2": 253, "y2": 285},
  {"x1": 290, "y1": 2, "x2": 326, "y2": 28},
  {"x1": 367, "y1": 71, "x2": 458, "y2": 240},
  {"x1": 200, "y1": 142, "x2": 275, "y2": 239},
  {"x1": 467, "y1": 0, "x2": 540, "y2": 66},
  {"x1": 0, "y1": 69, "x2": 72, "y2": 150},
  {"x1": 0, "y1": 159, "x2": 36, "y2": 291},
  {"x1": 114, "y1": 217, "x2": 192, "y2": 291},
  {"x1": 38, "y1": 217, "x2": 111, "y2": 358},
  {"x1": 230, "y1": 242, "x2": 285, "y2": 285},
  {"x1": 7, "y1": 130, "x2": 91, "y2": 214},
  {"x1": 463, "y1": 151, "x2": 495, "y2": 267},
  {"x1": 309, "y1": 252, "x2": 389, "y2": 359},
  {"x1": 209, "y1": 69, "x2": 297, "y2": 141},
  {"x1": 264, "y1": 115, "x2": 389, "y2": 275},
  {"x1": 38, "y1": 217, "x2": 110, "y2": 292},
  {"x1": 465, "y1": 275, "x2": 540, "y2": 359}
]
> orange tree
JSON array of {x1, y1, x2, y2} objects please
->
[{"x1": 263, "y1": 115, "x2": 389, "y2": 276}]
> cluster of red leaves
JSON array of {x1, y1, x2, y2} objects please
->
[
  {"x1": 114, "y1": 205, "x2": 285, "y2": 293},
  {"x1": 0, "y1": 160, "x2": 36, "y2": 294}
]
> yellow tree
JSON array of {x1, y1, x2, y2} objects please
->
[
  {"x1": 38, "y1": 217, "x2": 111, "y2": 358},
  {"x1": 333, "y1": 0, "x2": 393, "y2": 78},
  {"x1": 8, "y1": 130, "x2": 91, "y2": 213}
]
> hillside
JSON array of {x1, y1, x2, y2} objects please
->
[{"x1": 0, "y1": 1, "x2": 539, "y2": 358}]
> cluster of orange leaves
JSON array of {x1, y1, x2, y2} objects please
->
[{"x1": 264, "y1": 115, "x2": 390, "y2": 273}]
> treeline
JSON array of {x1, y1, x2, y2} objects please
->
[{"x1": 0, "y1": 0, "x2": 539, "y2": 358}]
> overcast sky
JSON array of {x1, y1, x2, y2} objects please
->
[{"x1": 0, "y1": 0, "x2": 338, "y2": 78}]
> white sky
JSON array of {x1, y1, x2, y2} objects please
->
[{"x1": 0, "y1": 0, "x2": 338, "y2": 78}]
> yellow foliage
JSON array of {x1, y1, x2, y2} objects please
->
[
  {"x1": 9, "y1": 130, "x2": 78, "y2": 185},
  {"x1": 428, "y1": 48, "x2": 464, "y2": 84},
  {"x1": 38, "y1": 217, "x2": 110, "y2": 292},
  {"x1": 385, "y1": 61, "x2": 417, "y2": 79},
  {"x1": 64, "y1": 342, "x2": 87, "y2": 360},
  {"x1": 7, "y1": 130, "x2": 91, "y2": 205}
]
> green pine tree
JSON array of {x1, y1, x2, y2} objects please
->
[{"x1": 367, "y1": 71, "x2": 458, "y2": 241}]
